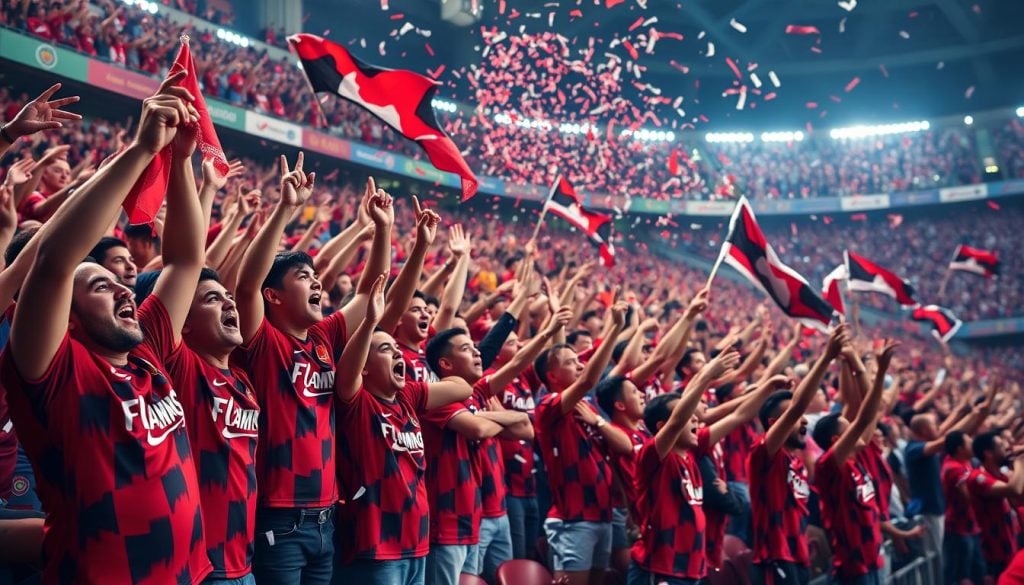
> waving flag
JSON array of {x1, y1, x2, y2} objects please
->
[
  {"x1": 717, "y1": 196, "x2": 835, "y2": 331},
  {"x1": 911, "y1": 305, "x2": 962, "y2": 343},
  {"x1": 845, "y1": 250, "x2": 917, "y2": 306},
  {"x1": 288, "y1": 33, "x2": 478, "y2": 200},
  {"x1": 124, "y1": 37, "x2": 227, "y2": 224},
  {"x1": 543, "y1": 176, "x2": 616, "y2": 267},
  {"x1": 949, "y1": 245, "x2": 1000, "y2": 278},
  {"x1": 821, "y1": 264, "x2": 848, "y2": 315}
]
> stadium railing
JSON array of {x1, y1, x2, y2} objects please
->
[{"x1": 1, "y1": 26, "x2": 1023, "y2": 217}]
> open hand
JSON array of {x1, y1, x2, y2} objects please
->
[{"x1": 4, "y1": 83, "x2": 81, "y2": 140}]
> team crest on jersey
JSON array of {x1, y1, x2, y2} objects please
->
[
  {"x1": 681, "y1": 467, "x2": 703, "y2": 506},
  {"x1": 788, "y1": 467, "x2": 810, "y2": 500},
  {"x1": 315, "y1": 344, "x2": 331, "y2": 363},
  {"x1": 855, "y1": 471, "x2": 876, "y2": 504}
]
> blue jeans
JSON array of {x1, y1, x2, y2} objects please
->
[
  {"x1": 831, "y1": 569, "x2": 881, "y2": 585},
  {"x1": 627, "y1": 561, "x2": 702, "y2": 585},
  {"x1": 203, "y1": 575, "x2": 256, "y2": 585},
  {"x1": 544, "y1": 519, "x2": 612, "y2": 572},
  {"x1": 944, "y1": 533, "x2": 985, "y2": 585},
  {"x1": 252, "y1": 506, "x2": 334, "y2": 585},
  {"x1": 335, "y1": 557, "x2": 426, "y2": 585},
  {"x1": 507, "y1": 496, "x2": 540, "y2": 560},
  {"x1": 477, "y1": 515, "x2": 513, "y2": 583},
  {"x1": 426, "y1": 544, "x2": 478, "y2": 585},
  {"x1": 726, "y1": 480, "x2": 752, "y2": 547}
]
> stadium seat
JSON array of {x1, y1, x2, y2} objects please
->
[
  {"x1": 496, "y1": 559, "x2": 554, "y2": 585},
  {"x1": 459, "y1": 574, "x2": 488, "y2": 585},
  {"x1": 723, "y1": 534, "x2": 751, "y2": 560}
]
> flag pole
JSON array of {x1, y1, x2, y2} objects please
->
[
  {"x1": 937, "y1": 245, "x2": 960, "y2": 301},
  {"x1": 287, "y1": 36, "x2": 331, "y2": 130},
  {"x1": 528, "y1": 172, "x2": 560, "y2": 247},
  {"x1": 706, "y1": 196, "x2": 745, "y2": 289}
]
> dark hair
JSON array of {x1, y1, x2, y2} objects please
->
[
  {"x1": 534, "y1": 343, "x2": 572, "y2": 385},
  {"x1": 581, "y1": 310, "x2": 601, "y2": 324},
  {"x1": 124, "y1": 223, "x2": 161, "y2": 246},
  {"x1": 88, "y1": 236, "x2": 129, "y2": 265},
  {"x1": 643, "y1": 392, "x2": 681, "y2": 434},
  {"x1": 425, "y1": 328, "x2": 468, "y2": 376},
  {"x1": 611, "y1": 340, "x2": 630, "y2": 364},
  {"x1": 566, "y1": 330, "x2": 592, "y2": 346},
  {"x1": 4, "y1": 227, "x2": 38, "y2": 266},
  {"x1": 675, "y1": 348, "x2": 702, "y2": 377},
  {"x1": 422, "y1": 293, "x2": 440, "y2": 308},
  {"x1": 811, "y1": 413, "x2": 843, "y2": 450},
  {"x1": 714, "y1": 382, "x2": 736, "y2": 405},
  {"x1": 972, "y1": 430, "x2": 1000, "y2": 461},
  {"x1": 595, "y1": 375, "x2": 628, "y2": 417},
  {"x1": 262, "y1": 251, "x2": 315, "y2": 291},
  {"x1": 759, "y1": 391, "x2": 793, "y2": 428},
  {"x1": 945, "y1": 430, "x2": 968, "y2": 456},
  {"x1": 135, "y1": 267, "x2": 220, "y2": 305}
]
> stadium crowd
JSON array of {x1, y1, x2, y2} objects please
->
[
  {"x1": 4, "y1": 0, "x2": 1024, "y2": 203},
  {"x1": 0, "y1": 67, "x2": 1023, "y2": 585}
]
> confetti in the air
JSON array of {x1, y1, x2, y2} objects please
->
[
  {"x1": 785, "y1": 25, "x2": 821, "y2": 35},
  {"x1": 729, "y1": 18, "x2": 748, "y2": 33},
  {"x1": 838, "y1": 0, "x2": 857, "y2": 11},
  {"x1": 844, "y1": 77, "x2": 861, "y2": 92}
]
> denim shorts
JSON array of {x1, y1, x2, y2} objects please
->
[
  {"x1": 612, "y1": 507, "x2": 630, "y2": 550},
  {"x1": 544, "y1": 518, "x2": 612, "y2": 572}
]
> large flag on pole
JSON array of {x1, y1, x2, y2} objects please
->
[
  {"x1": 543, "y1": 175, "x2": 616, "y2": 267},
  {"x1": 124, "y1": 37, "x2": 227, "y2": 224},
  {"x1": 821, "y1": 264, "x2": 848, "y2": 315},
  {"x1": 288, "y1": 33, "x2": 478, "y2": 200},
  {"x1": 715, "y1": 196, "x2": 835, "y2": 331},
  {"x1": 844, "y1": 250, "x2": 917, "y2": 306},
  {"x1": 949, "y1": 244, "x2": 1000, "y2": 278},
  {"x1": 911, "y1": 304, "x2": 962, "y2": 343}
]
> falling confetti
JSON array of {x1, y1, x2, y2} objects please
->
[
  {"x1": 785, "y1": 25, "x2": 821, "y2": 35},
  {"x1": 729, "y1": 18, "x2": 748, "y2": 33},
  {"x1": 768, "y1": 71, "x2": 781, "y2": 87},
  {"x1": 965, "y1": 85, "x2": 976, "y2": 99},
  {"x1": 898, "y1": 30, "x2": 910, "y2": 39},
  {"x1": 844, "y1": 77, "x2": 861, "y2": 92},
  {"x1": 838, "y1": 0, "x2": 857, "y2": 11}
]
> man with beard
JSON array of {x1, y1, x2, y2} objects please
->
[
  {"x1": 969, "y1": 430, "x2": 1024, "y2": 579},
  {"x1": 332, "y1": 274, "x2": 474, "y2": 584},
  {"x1": 1, "y1": 74, "x2": 214, "y2": 583},
  {"x1": 234, "y1": 158, "x2": 393, "y2": 584},
  {"x1": 748, "y1": 324, "x2": 849, "y2": 585}
]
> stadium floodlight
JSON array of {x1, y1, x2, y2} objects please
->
[
  {"x1": 121, "y1": 0, "x2": 159, "y2": 14},
  {"x1": 829, "y1": 120, "x2": 929, "y2": 140},
  {"x1": 705, "y1": 132, "x2": 755, "y2": 144},
  {"x1": 963, "y1": 115, "x2": 974, "y2": 126},
  {"x1": 431, "y1": 98, "x2": 458, "y2": 113},
  {"x1": 760, "y1": 131, "x2": 805, "y2": 143},
  {"x1": 1016, "y1": 107, "x2": 1024, "y2": 118},
  {"x1": 216, "y1": 28, "x2": 251, "y2": 48}
]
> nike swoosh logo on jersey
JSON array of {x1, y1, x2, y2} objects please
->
[
  {"x1": 212, "y1": 379, "x2": 228, "y2": 387},
  {"x1": 380, "y1": 413, "x2": 393, "y2": 418},
  {"x1": 146, "y1": 419, "x2": 184, "y2": 446},
  {"x1": 302, "y1": 388, "x2": 333, "y2": 398},
  {"x1": 222, "y1": 428, "x2": 259, "y2": 439}
]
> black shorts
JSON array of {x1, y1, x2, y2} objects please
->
[{"x1": 752, "y1": 561, "x2": 810, "y2": 585}]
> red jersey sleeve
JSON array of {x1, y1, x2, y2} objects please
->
[
  {"x1": 696, "y1": 426, "x2": 712, "y2": 459},
  {"x1": 423, "y1": 400, "x2": 468, "y2": 429},
  {"x1": 404, "y1": 380, "x2": 430, "y2": 414},
  {"x1": 4, "y1": 331, "x2": 77, "y2": 405},
  {"x1": 311, "y1": 310, "x2": 348, "y2": 358},
  {"x1": 138, "y1": 295, "x2": 178, "y2": 362}
]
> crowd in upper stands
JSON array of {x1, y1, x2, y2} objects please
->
[{"x1": 3, "y1": 0, "x2": 1024, "y2": 203}]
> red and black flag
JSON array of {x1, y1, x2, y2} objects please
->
[
  {"x1": 543, "y1": 175, "x2": 616, "y2": 267},
  {"x1": 821, "y1": 264, "x2": 848, "y2": 316},
  {"x1": 949, "y1": 244, "x2": 1000, "y2": 278},
  {"x1": 718, "y1": 196, "x2": 836, "y2": 331},
  {"x1": 911, "y1": 304, "x2": 962, "y2": 343},
  {"x1": 844, "y1": 250, "x2": 917, "y2": 307},
  {"x1": 288, "y1": 33, "x2": 478, "y2": 200}
]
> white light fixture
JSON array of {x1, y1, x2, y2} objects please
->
[
  {"x1": 963, "y1": 115, "x2": 974, "y2": 126},
  {"x1": 216, "y1": 28, "x2": 252, "y2": 48},
  {"x1": 760, "y1": 131, "x2": 805, "y2": 143},
  {"x1": 829, "y1": 120, "x2": 929, "y2": 140},
  {"x1": 431, "y1": 98, "x2": 458, "y2": 113},
  {"x1": 1016, "y1": 106, "x2": 1024, "y2": 118},
  {"x1": 705, "y1": 132, "x2": 755, "y2": 144}
]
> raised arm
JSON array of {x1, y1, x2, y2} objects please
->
[
  {"x1": 763, "y1": 324, "x2": 848, "y2": 456},
  {"x1": 432, "y1": 224, "x2": 470, "y2": 332},
  {"x1": 830, "y1": 339, "x2": 897, "y2": 465},
  {"x1": 150, "y1": 124, "x2": 205, "y2": 346},
  {"x1": 339, "y1": 177, "x2": 393, "y2": 339},
  {"x1": 560, "y1": 300, "x2": 628, "y2": 414},
  {"x1": 708, "y1": 375, "x2": 794, "y2": 445},
  {"x1": 11, "y1": 75, "x2": 191, "y2": 379},
  {"x1": 377, "y1": 196, "x2": 439, "y2": 333},
  {"x1": 235, "y1": 152, "x2": 315, "y2": 344},
  {"x1": 654, "y1": 349, "x2": 740, "y2": 459},
  {"x1": 425, "y1": 376, "x2": 474, "y2": 411},
  {"x1": 609, "y1": 317, "x2": 659, "y2": 378},
  {"x1": 0, "y1": 83, "x2": 80, "y2": 159},
  {"x1": 334, "y1": 274, "x2": 386, "y2": 402},
  {"x1": 488, "y1": 307, "x2": 571, "y2": 395}
]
